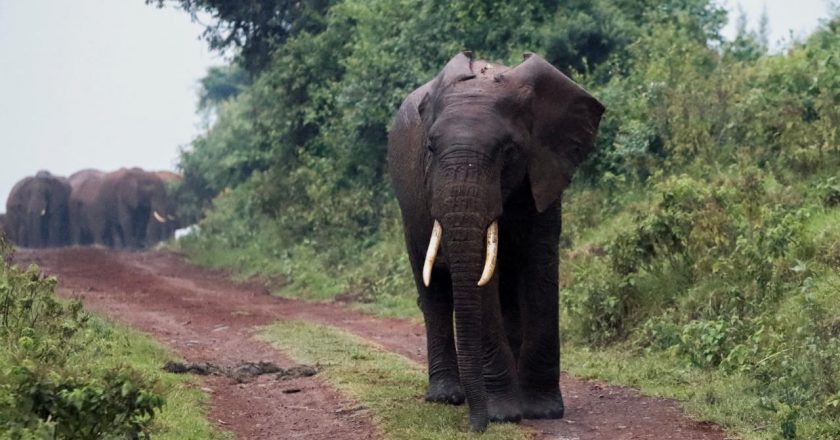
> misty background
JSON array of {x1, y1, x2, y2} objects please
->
[{"x1": 0, "y1": 0, "x2": 830, "y2": 208}]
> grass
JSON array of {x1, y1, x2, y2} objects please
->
[
  {"x1": 562, "y1": 344, "x2": 770, "y2": 439},
  {"x1": 66, "y1": 315, "x2": 231, "y2": 440},
  {"x1": 259, "y1": 320, "x2": 526, "y2": 440},
  {"x1": 562, "y1": 342, "x2": 840, "y2": 439}
]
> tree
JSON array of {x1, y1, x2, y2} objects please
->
[{"x1": 146, "y1": 0, "x2": 333, "y2": 72}]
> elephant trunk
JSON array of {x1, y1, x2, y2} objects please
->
[
  {"x1": 444, "y1": 218, "x2": 489, "y2": 432},
  {"x1": 428, "y1": 146, "x2": 502, "y2": 432}
]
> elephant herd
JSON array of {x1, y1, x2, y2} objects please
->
[{"x1": 2, "y1": 168, "x2": 181, "y2": 249}]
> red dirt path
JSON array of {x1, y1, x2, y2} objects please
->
[{"x1": 16, "y1": 248, "x2": 728, "y2": 440}]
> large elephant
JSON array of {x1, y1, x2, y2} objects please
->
[
  {"x1": 101, "y1": 168, "x2": 175, "y2": 248},
  {"x1": 68, "y1": 169, "x2": 107, "y2": 246},
  {"x1": 5, "y1": 171, "x2": 72, "y2": 248},
  {"x1": 387, "y1": 52, "x2": 604, "y2": 432}
]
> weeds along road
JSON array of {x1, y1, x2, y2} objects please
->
[{"x1": 16, "y1": 248, "x2": 727, "y2": 440}]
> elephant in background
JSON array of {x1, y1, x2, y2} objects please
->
[
  {"x1": 388, "y1": 52, "x2": 603, "y2": 432},
  {"x1": 68, "y1": 169, "x2": 107, "y2": 246},
  {"x1": 101, "y1": 168, "x2": 175, "y2": 249},
  {"x1": 152, "y1": 170, "x2": 182, "y2": 238},
  {"x1": 5, "y1": 171, "x2": 71, "y2": 248}
]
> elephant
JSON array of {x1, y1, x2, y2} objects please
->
[
  {"x1": 152, "y1": 170, "x2": 182, "y2": 237},
  {"x1": 4, "y1": 171, "x2": 72, "y2": 248},
  {"x1": 387, "y1": 52, "x2": 604, "y2": 432},
  {"x1": 68, "y1": 169, "x2": 107, "y2": 246},
  {"x1": 100, "y1": 168, "x2": 176, "y2": 248}
]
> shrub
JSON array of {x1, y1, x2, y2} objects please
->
[{"x1": 0, "y1": 236, "x2": 165, "y2": 438}]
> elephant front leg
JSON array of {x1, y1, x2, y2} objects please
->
[
  {"x1": 418, "y1": 267, "x2": 465, "y2": 405},
  {"x1": 481, "y1": 276, "x2": 522, "y2": 423},
  {"x1": 518, "y1": 206, "x2": 564, "y2": 419}
]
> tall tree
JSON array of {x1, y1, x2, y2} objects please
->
[{"x1": 147, "y1": 0, "x2": 333, "y2": 72}]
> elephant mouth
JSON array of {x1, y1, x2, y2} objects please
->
[{"x1": 422, "y1": 219, "x2": 498, "y2": 287}]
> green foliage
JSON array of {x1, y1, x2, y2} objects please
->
[
  {"x1": 169, "y1": 0, "x2": 840, "y2": 437},
  {"x1": 148, "y1": 0, "x2": 334, "y2": 73},
  {"x1": 197, "y1": 64, "x2": 250, "y2": 112},
  {"x1": 0, "y1": 239, "x2": 167, "y2": 439}
]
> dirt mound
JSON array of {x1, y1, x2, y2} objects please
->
[{"x1": 164, "y1": 360, "x2": 318, "y2": 384}]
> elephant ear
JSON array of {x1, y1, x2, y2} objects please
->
[
  {"x1": 418, "y1": 51, "x2": 476, "y2": 130},
  {"x1": 503, "y1": 53, "x2": 605, "y2": 213}
]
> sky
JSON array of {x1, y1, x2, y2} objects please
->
[
  {"x1": 0, "y1": 0, "x2": 220, "y2": 207},
  {"x1": 720, "y1": 0, "x2": 833, "y2": 50},
  {"x1": 0, "y1": 0, "x2": 834, "y2": 208}
]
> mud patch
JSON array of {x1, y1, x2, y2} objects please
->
[{"x1": 164, "y1": 360, "x2": 317, "y2": 383}]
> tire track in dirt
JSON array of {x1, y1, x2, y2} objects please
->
[{"x1": 17, "y1": 248, "x2": 727, "y2": 440}]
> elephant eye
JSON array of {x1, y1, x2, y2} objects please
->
[
  {"x1": 502, "y1": 141, "x2": 517, "y2": 156},
  {"x1": 426, "y1": 139, "x2": 437, "y2": 153}
]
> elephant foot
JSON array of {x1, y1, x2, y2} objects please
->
[
  {"x1": 488, "y1": 394, "x2": 522, "y2": 423},
  {"x1": 425, "y1": 376, "x2": 464, "y2": 405},
  {"x1": 521, "y1": 389, "x2": 564, "y2": 419}
]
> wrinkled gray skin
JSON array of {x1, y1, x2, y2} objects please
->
[
  {"x1": 100, "y1": 168, "x2": 175, "y2": 249},
  {"x1": 69, "y1": 169, "x2": 107, "y2": 246},
  {"x1": 388, "y1": 52, "x2": 604, "y2": 432},
  {"x1": 5, "y1": 171, "x2": 72, "y2": 248}
]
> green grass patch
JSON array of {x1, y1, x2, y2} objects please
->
[
  {"x1": 562, "y1": 341, "x2": 840, "y2": 439},
  {"x1": 259, "y1": 320, "x2": 525, "y2": 440},
  {"x1": 79, "y1": 317, "x2": 231, "y2": 440}
]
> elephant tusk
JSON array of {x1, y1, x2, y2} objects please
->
[
  {"x1": 153, "y1": 211, "x2": 167, "y2": 223},
  {"x1": 477, "y1": 221, "x2": 498, "y2": 287},
  {"x1": 422, "y1": 220, "x2": 442, "y2": 287},
  {"x1": 40, "y1": 208, "x2": 46, "y2": 216}
]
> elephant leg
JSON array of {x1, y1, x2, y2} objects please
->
[
  {"x1": 498, "y1": 228, "x2": 523, "y2": 361},
  {"x1": 481, "y1": 276, "x2": 522, "y2": 423},
  {"x1": 407, "y1": 233, "x2": 464, "y2": 405},
  {"x1": 419, "y1": 271, "x2": 464, "y2": 404},
  {"x1": 517, "y1": 206, "x2": 564, "y2": 420}
]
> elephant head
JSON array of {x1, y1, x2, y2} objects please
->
[
  {"x1": 413, "y1": 52, "x2": 603, "y2": 431},
  {"x1": 103, "y1": 168, "x2": 176, "y2": 248},
  {"x1": 5, "y1": 171, "x2": 71, "y2": 248}
]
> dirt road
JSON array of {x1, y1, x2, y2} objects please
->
[{"x1": 16, "y1": 248, "x2": 727, "y2": 440}]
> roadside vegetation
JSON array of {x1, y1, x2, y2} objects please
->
[
  {"x1": 0, "y1": 236, "x2": 224, "y2": 439},
  {"x1": 163, "y1": 0, "x2": 840, "y2": 438}
]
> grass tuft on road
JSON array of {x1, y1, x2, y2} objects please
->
[{"x1": 260, "y1": 320, "x2": 527, "y2": 440}]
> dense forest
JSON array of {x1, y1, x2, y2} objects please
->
[{"x1": 155, "y1": 0, "x2": 840, "y2": 438}]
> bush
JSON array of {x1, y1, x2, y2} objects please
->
[{"x1": 0, "y1": 236, "x2": 165, "y2": 439}]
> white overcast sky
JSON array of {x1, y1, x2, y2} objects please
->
[{"x1": 0, "y1": 0, "x2": 834, "y2": 208}]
